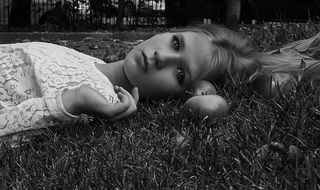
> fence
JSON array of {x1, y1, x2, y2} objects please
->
[{"x1": 0, "y1": 0, "x2": 166, "y2": 31}]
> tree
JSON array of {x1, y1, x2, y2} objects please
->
[
  {"x1": 8, "y1": 0, "x2": 31, "y2": 28},
  {"x1": 116, "y1": 0, "x2": 125, "y2": 29},
  {"x1": 225, "y1": 0, "x2": 241, "y2": 31},
  {"x1": 38, "y1": 2, "x2": 71, "y2": 31}
]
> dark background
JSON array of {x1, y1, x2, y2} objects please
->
[{"x1": 1, "y1": 0, "x2": 320, "y2": 31}]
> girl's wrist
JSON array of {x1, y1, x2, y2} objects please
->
[{"x1": 61, "y1": 88, "x2": 82, "y2": 115}]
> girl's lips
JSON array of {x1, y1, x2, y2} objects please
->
[{"x1": 141, "y1": 51, "x2": 149, "y2": 73}]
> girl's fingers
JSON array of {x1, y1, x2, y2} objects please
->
[
  {"x1": 111, "y1": 92, "x2": 133, "y2": 121},
  {"x1": 114, "y1": 86, "x2": 139, "y2": 104},
  {"x1": 114, "y1": 85, "x2": 120, "y2": 93},
  {"x1": 104, "y1": 92, "x2": 130, "y2": 117},
  {"x1": 99, "y1": 86, "x2": 139, "y2": 121},
  {"x1": 116, "y1": 87, "x2": 136, "y2": 105},
  {"x1": 117, "y1": 91, "x2": 129, "y2": 104},
  {"x1": 110, "y1": 87, "x2": 139, "y2": 121}
]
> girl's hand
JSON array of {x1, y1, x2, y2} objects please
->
[
  {"x1": 62, "y1": 85, "x2": 139, "y2": 121},
  {"x1": 112, "y1": 86, "x2": 139, "y2": 121}
]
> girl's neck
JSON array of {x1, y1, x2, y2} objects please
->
[{"x1": 95, "y1": 60, "x2": 133, "y2": 92}]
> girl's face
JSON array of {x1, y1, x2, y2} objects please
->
[{"x1": 124, "y1": 31, "x2": 214, "y2": 99}]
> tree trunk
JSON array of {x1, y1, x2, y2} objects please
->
[
  {"x1": 9, "y1": 0, "x2": 31, "y2": 28},
  {"x1": 225, "y1": 0, "x2": 241, "y2": 31},
  {"x1": 116, "y1": 0, "x2": 125, "y2": 29}
]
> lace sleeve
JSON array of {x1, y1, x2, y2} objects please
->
[
  {"x1": 0, "y1": 92, "x2": 77, "y2": 137},
  {"x1": 0, "y1": 44, "x2": 78, "y2": 137}
]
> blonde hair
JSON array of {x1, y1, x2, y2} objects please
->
[
  {"x1": 177, "y1": 24, "x2": 320, "y2": 84},
  {"x1": 259, "y1": 32, "x2": 320, "y2": 76}
]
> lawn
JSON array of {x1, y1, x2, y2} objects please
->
[{"x1": 1, "y1": 22, "x2": 320, "y2": 189}]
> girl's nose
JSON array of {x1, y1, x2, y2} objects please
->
[{"x1": 154, "y1": 51, "x2": 179, "y2": 69}]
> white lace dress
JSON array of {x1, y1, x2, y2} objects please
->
[{"x1": 0, "y1": 42, "x2": 118, "y2": 137}]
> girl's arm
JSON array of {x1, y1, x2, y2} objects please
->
[
  {"x1": 0, "y1": 85, "x2": 139, "y2": 137},
  {"x1": 0, "y1": 92, "x2": 75, "y2": 137}
]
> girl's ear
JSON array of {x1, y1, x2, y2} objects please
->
[{"x1": 182, "y1": 80, "x2": 217, "y2": 101}]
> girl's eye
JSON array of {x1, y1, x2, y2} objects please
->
[
  {"x1": 172, "y1": 36, "x2": 180, "y2": 51},
  {"x1": 176, "y1": 67, "x2": 185, "y2": 84}
]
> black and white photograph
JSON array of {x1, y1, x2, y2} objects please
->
[{"x1": 0, "y1": 0, "x2": 319, "y2": 189}]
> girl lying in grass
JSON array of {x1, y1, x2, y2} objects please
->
[{"x1": 0, "y1": 24, "x2": 319, "y2": 138}]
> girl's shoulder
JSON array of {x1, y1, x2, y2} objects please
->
[{"x1": 17, "y1": 42, "x2": 97, "y2": 64}]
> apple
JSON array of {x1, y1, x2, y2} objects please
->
[
  {"x1": 183, "y1": 95, "x2": 229, "y2": 119},
  {"x1": 183, "y1": 80, "x2": 217, "y2": 101}
]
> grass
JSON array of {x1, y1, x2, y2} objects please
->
[{"x1": 1, "y1": 22, "x2": 320, "y2": 189}]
